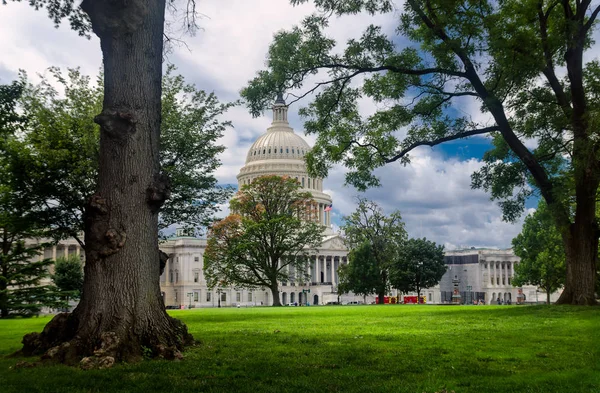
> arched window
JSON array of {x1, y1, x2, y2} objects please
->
[
  {"x1": 268, "y1": 148, "x2": 271, "y2": 154},
  {"x1": 292, "y1": 149, "x2": 295, "y2": 154},
  {"x1": 169, "y1": 270, "x2": 173, "y2": 283},
  {"x1": 308, "y1": 178, "x2": 311, "y2": 188},
  {"x1": 286, "y1": 148, "x2": 289, "y2": 153},
  {"x1": 263, "y1": 149, "x2": 266, "y2": 154},
  {"x1": 253, "y1": 151, "x2": 256, "y2": 155},
  {"x1": 302, "y1": 178, "x2": 305, "y2": 187},
  {"x1": 280, "y1": 148, "x2": 283, "y2": 153}
]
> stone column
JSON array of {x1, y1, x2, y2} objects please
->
[
  {"x1": 333, "y1": 256, "x2": 338, "y2": 284},
  {"x1": 76, "y1": 246, "x2": 81, "y2": 257},
  {"x1": 64, "y1": 246, "x2": 69, "y2": 258},
  {"x1": 487, "y1": 261, "x2": 491, "y2": 287},
  {"x1": 52, "y1": 246, "x2": 57, "y2": 261}
]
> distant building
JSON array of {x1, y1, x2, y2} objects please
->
[{"x1": 415, "y1": 248, "x2": 561, "y2": 304}]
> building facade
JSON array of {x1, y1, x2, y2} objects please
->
[{"x1": 412, "y1": 249, "x2": 561, "y2": 305}]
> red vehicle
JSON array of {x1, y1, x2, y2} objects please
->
[{"x1": 403, "y1": 296, "x2": 426, "y2": 304}]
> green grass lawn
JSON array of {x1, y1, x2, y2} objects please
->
[{"x1": 0, "y1": 305, "x2": 598, "y2": 393}]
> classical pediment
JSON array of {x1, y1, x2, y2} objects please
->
[{"x1": 321, "y1": 234, "x2": 347, "y2": 251}]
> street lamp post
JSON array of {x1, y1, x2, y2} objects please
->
[{"x1": 187, "y1": 292, "x2": 193, "y2": 309}]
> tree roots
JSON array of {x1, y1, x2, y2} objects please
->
[{"x1": 18, "y1": 312, "x2": 194, "y2": 369}]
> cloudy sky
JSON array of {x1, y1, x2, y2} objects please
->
[{"x1": 0, "y1": 1, "x2": 540, "y2": 250}]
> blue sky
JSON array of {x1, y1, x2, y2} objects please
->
[{"x1": 0, "y1": 0, "x2": 547, "y2": 249}]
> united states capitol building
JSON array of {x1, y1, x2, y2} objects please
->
[
  {"x1": 159, "y1": 96, "x2": 355, "y2": 307},
  {"x1": 156, "y1": 97, "x2": 557, "y2": 307},
  {"x1": 38, "y1": 98, "x2": 558, "y2": 307}
]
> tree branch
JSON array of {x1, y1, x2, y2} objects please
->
[
  {"x1": 384, "y1": 126, "x2": 499, "y2": 163},
  {"x1": 538, "y1": 1, "x2": 572, "y2": 118}
]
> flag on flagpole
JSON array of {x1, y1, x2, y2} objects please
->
[{"x1": 324, "y1": 204, "x2": 332, "y2": 212}]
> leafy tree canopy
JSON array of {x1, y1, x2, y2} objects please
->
[
  {"x1": 341, "y1": 198, "x2": 406, "y2": 303},
  {"x1": 1, "y1": 82, "x2": 61, "y2": 317},
  {"x1": 52, "y1": 254, "x2": 84, "y2": 306},
  {"x1": 338, "y1": 241, "x2": 385, "y2": 299},
  {"x1": 17, "y1": 65, "x2": 233, "y2": 244},
  {"x1": 389, "y1": 237, "x2": 446, "y2": 300},
  {"x1": 242, "y1": 0, "x2": 600, "y2": 304},
  {"x1": 204, "y1": 175, "x2": 323, "y2": 306}
]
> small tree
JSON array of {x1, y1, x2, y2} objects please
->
[
  {"x1": 512, "y1": 202, "x2": 565, "y2": 304},
  {"x1": 204, "y1": 176, "x2": 323, "y2": 306},
  {"x1": 342, "y1": 198, "x2": 407, "y2": 304},
  {"x1": 338, "y1": 241, "x2": 384, "y2": 303},
  {"x1": 0, "y1": 82, "x2": 60, "y2": 317},
  {"x1": 389, "y1": 238, "x2": 446, "y2": 302},
  {"x1": 53, "y1": 255, "x2": 84, "y2": 309}
]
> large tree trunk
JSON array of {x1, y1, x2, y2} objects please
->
[
  {"x1": 271, "y1": 284, "x2": 282, "y2": 306},
  {"x1": 20, "y1": 0, "x2": 193, "y2": 366},
  {"x1": 556, "y1": 148, "x2": 598, "y2": 305},
  {"x1": 557, "y1": 219, "x2": 598, "y2": 305}
]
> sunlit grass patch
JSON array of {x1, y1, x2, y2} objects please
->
[{"x1": 0, "y1": 305, "x2": 598, "y2": 392}]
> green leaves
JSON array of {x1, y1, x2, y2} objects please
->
[
  {"x1": 512, "y1": 201, "x2": 565, "y2": 302},
  {"x1": 389, "y1": 237, "x2": 446, "y2": 296},
  {"x1": 340, "y1": 198, "x2": 407, "y2": 298},
  {"x1": 159, "y1": 65, "x2": 234, "y2": 235},
  {"x1": 204, "y1": 176, "x2": 323, "y2": 297},
  {"x1": 11, "y1": 66, "x2": 233, "y2": 242}
]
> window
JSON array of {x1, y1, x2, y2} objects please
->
[
  {"x1": 280, "y1": 148, "x2": 283, "y2": 153},
  {"x1": 175, "y1": 270, "x2": 179, "y2": 283},
  {"x1": 268, "y1": 148, "x2": 271, "y2": 154},
  {"x1": 286, "y1": 148, "x2": 289, "y2": 153},
  {"x1": 254, "y1": 151, "x2": 256, "y2": 155},
  {"x1": 206, "y1": 292, "x2": 212, "y2": 302},
  {"x1": 221, "y1": 292, "x2": 227, "y2": 302},
  {"x1": 292, "y1": 148, "x2": 295, "y2": 154},
  {"x1": 194, "y1": 272, "x2": 199, "y2": 283},
  {"x1": 194, "y1": 292, "x2": 199, "y2": 302},
  {"x1": 169, "y1": 270, "x2": 173, "y2": 283},
  {"x1": 302, "y1": 178, "x2": 305, "y2": 187},
  {"x1": 236, "y1": 292, "x2": 241, "y2": 302},
  {"x1": 308, "y1": 178, "x2": 311, "y2": 188},
  {"x1": 263, "y1": 149, "x2": 265, "y2": 154},
  {"x1": 248, "y1": 292, "x2": 253, "y2": 302},
  {"x1": 194, "y1": 256, "x2": 199, "y2": 262}
]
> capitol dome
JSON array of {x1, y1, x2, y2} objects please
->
[{"x1": 237, "y1": 94, "x2": 333, "y2": 227}]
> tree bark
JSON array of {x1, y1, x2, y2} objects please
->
[
  {"x1": 271, "y1": 284, "x2": 282, "y2": 306},
  {"x1": 557, "y1": 215, "x2": 598, "y2": 305},
  {"x1": 20, "y1": 0, "x2": 193, "y2": 366}
]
